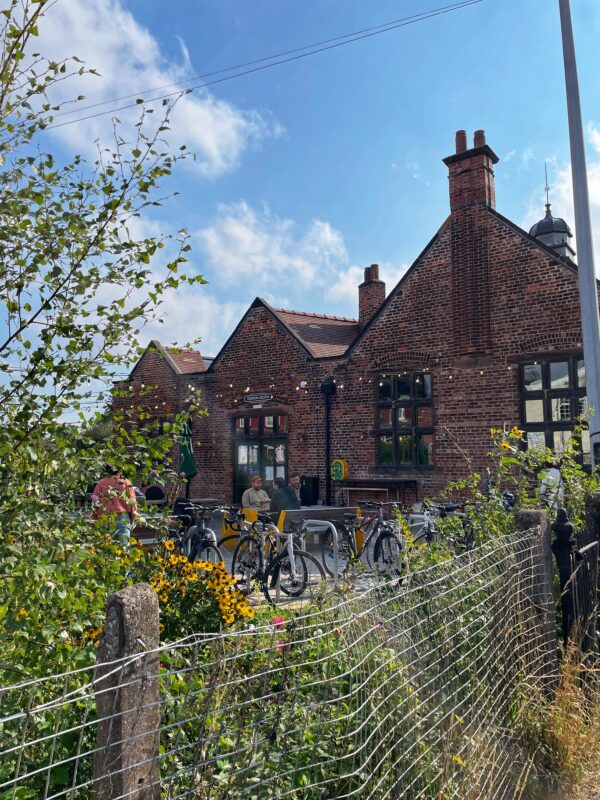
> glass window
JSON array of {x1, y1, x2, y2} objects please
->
[
  {"x1": 263, "y1": 415, "x2": 274, "y2": 433},
  {"x1": 550, "y1": 361, "x2": 570, "y2": 390},
  {"x1": 525, "y1": 399, "x2": 544, "y2": 423},
  {"x1": 395, "y1": 377, "x2": 411, "y2": 400},
  {"x1": 416, "y1": 406, "x2": 433, "y2": 427},
  {"x1": 520, "y1": 356, "x2": 587, "y2": 465},
  {"x1": 550, "y1": 397, "x2": 571, "y2": 422},
  {"x1": 378, "y1": 435, "x2": 393, "y2": 465},
  {"x1": 523, "y1": 364, "x2": 543, "y2": 391},
  {"x1": 378, "y1": 377, "x2": 393, "y2": 401},
  {"x1": 276, "y1": 416, "x2": 288, "y2": 433},
  {"x1": 577, "y1": 360, "x2": 586, "y2": 388},
  {"x1": 379, "y1": 408, "x2": 393, "y2": 428},
  {"x1": 415, "y1": 373, "x2": 432, "y2": 400},
  {"x1": 397, "y1": 435, "x2": 413, "y2": 465},
  {"x1": 396, "y1": 407, "x2": 412, "y2": 427},
  {"x1": 376, "y1": 371, "x2": 434, "y2": 467},
  {"x1": 248, "y1": 416, "x2": 259, "y2": 435},
  {"x1": 248, "y1": 445, "x2": 259, "y2": 465},
  {"x1": 417, "y1": 434, "x2": 434, "y2": 465},
  {"x1": 526, "y1": 431, "x2": 546, "y2": 452},
  {"x1": 236, "y1": 417, "x2": 245, "y2": 433}
]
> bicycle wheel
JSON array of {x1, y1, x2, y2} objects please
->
[
  {"x1": 320, "y1": 527, "x2": 357, "y2": 577},
  {"x1": 373, "y1": 531, "x2": 404, "y2": 577},
  {"x1": 190, "y1": 541, "x2": 223, "y2": 564},
  {"x1": 232, "y1": 535, "x2": 263, "y2": 595},
  {"x1": 263, "y1": 550, "x2": 308, "y2": 603}
]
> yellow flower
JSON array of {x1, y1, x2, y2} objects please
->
[
  {"x1": 159, "y1": 593, "x2": 168, "y2": 603},
  {"x1": 500, "y1": 441, "x2": 510, "y2": 451},
  {"x1": 16, "y1": 608, "x2": 28, "y2": 621},
  {"x1": 509, "y1": 426, "x2": 524, "y2": 438},
  {"x1": 164, "y1": 540, "x2": 175, "y2": 551},
  {"x1": 186, "y1": 573, "x2": 198, "y2": 582}
]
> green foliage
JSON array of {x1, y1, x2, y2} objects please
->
[{"x1": 0, "y1": 0, "x2": 210, "y2": 682}]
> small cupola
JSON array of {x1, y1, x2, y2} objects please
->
[{"x1": 529, "y1": 203, "x2": 575, "y2": 259}]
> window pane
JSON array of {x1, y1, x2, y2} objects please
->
[
  {"x1": 550, "y1": 397, "x2": 571, "y2": 422},
  {"x1": 248, "y1": 445, "x2": 259, "y2": 465},
  {"x1": 379, "y1": 408, "x2": 393, "y2": 428},
  {"x1": 523, "y1": 364, "x2": 542, "y2": 391},
  {"x1": 397, "y1": 435, "x2": 413, "y2": 465},
  {"x1": 578, "y1": 396, "x2": 588, "y2": 418},
  {"x1": 525, "y1": 399, "x2": 544, "y2": 423},
  {"x1": 526, "y1": 431, "x2": 546, "y2": 452},
  {"x1": 550, "y1": 361, "x2": 569, "y2": 390},
  {"x1": 415, "y1": 373, "x2": 432, "y2": 400},
  {"x1": 553, "y1": 430, "x2": 572, "y2": 455},
  {"x1": 248, "y1": 416, "x2": 259, "y2": 435},
  {"x1": 236, "y1": 417, "x2": 245, "y2": 433},
  {"x1": 417, "y1": 406, "x2": 433, "y2": 427},
  {"x1": 396, "y1": 406, "x2": 412, "y2": 428},
  {"x1": 237, "y1": 445, "x2": 248, "y2": 464},
  {"x1": 378, "y1": 435, "x2": 393, "y2": 465},
  {"x1": 276, "y1": 415, "x2": 288, "y2": 433},
  {"x1": 417, "y1": 434, "x2": 433, "y2": 465},
  {"x1": 577, "y1": 360, "x2": 586, "y2": 388},
  {"x1": 395, "y1": 376, "x2": 411, "y2": 400},
  {"x1": 264, "y1": 415, "x2": 274, "y2": 432},
  {"x1": 378, "y1": 377, "x2": 393, "y2": 401}
]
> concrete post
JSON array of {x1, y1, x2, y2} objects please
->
[
  {"x1": 93, "y1": 583, "x2": 160, "y2": 800},
  {"x1": 515, "y1": 509, "x2": 559, "y2": 683}
]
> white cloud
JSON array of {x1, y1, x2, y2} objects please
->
[
  {"x1": 36, "y1": 0, "x2": 281, "y2": 178},
  {"x1": 196, "y1": 201, "x2": 348, "y2": 289},
  {"x1": 325, "y1": 263, "x2": 409, "y2": 304},
  {"x1": 521, "y1": 126, "x2": 600, "y2": 269}
]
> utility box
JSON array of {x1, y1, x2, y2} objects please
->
[{"x1": 301, "y1": 475, "x2": 319, "y2": 506}]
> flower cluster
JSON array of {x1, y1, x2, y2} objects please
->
[{"x1": 206, "y1": 561, "x2": 255, "y2": 625}]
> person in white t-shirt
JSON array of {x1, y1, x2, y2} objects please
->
[{"x1": 241, "y1": 474, "x2": 270, "y2": 510}]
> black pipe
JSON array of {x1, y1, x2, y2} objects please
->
[{"x1": 320, "y1": 378, "x2": 336, "y2": 505}]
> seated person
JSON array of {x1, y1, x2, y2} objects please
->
[
  {"x1": 241, "y1": 475, "x2": 270, "y2": 510},
  {"x1": 270, "y1": 477, "x2": 300, "y2": 514}
]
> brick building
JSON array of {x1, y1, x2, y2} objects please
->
[{"x1": 122, "y1": 130, "x2": 594, "y2": 504}]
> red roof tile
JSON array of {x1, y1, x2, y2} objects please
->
[
  {"x1": 166, "y1": 348, "x2": 206, "y2": 374},
  {"x1": 271, "y1": 308, "x2": 359, "y2": 358}
]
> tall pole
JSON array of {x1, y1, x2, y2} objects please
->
[{"x1": 559, "y1": 0, "x2": 600, "y2": 468}]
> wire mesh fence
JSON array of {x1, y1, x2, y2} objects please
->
[{"x1": 0, "y1": 526, "x2": 558, "y2": 800}]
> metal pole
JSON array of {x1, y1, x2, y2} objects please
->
[{"x1": 559, "y1": 0, "x2": 600, "y2": 467}]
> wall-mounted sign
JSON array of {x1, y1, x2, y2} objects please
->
[
  {"x1": 244, "y1": 392, "x2": 272, "y2": 405},
  {"x1": 331, "y1": 458, "x2": 349, "y2": 481}
]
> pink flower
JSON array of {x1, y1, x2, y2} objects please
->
[
  {"x1": 276, "y1": 640, "x2": 291, "y2": 651},
  {"x1": 272, "y1": 616, "x2": 286, "y2": 630}
]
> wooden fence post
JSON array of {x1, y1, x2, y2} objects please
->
[
  {"x1": 93, "y1": 583, "x2": 160, "y2": 799},
  {"x1": 515, "y1": 509, "x2": 559, "y2": 683}
]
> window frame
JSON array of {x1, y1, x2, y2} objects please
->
[
  {"x1": 519, "y1": 355, "x2": 588, "y2": 462},
  {"x1": 375, "y1": 372, "x2": 434, "y2": 468},
  {"x1": 234, "y1": 413, "x2": 288, "y2": 438}
]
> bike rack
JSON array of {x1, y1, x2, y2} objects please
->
[{"x1": 303, "y1": 520, "x2": 340, "y2": 587}]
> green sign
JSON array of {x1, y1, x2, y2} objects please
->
[{"x1": 331, "y1": 459, "x2": 349, "y2": 481}]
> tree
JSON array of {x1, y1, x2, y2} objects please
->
[{"x1": 0, "y1": 0, "x2": 204, "y2": 677}]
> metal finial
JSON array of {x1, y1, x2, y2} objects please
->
[{"x1": 545, "y1": 162, "x2": 551, "y2": 208}]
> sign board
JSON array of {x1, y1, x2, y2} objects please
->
[
  {"x1": 331, "y1": 458, "x2": 349, "y2": 481},
  {"x1": 244, "y1": 392, "x2": 272, "y2": 405}
]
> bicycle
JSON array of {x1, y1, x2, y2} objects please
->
[
  {"x1": 319, "y1": 501, "x2": 406, "y2": 578},
  {"x1": 411, "y1": 500, "x2": 474, "y2": 552},
  {"x1": 168, "y1": 504, "x2": 223, "y2": 563},
  {"x1": 232, "y1": 513, "x2": 326, "y2": 604}
]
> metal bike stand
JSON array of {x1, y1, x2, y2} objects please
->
[{"x1": 305, "y1": 520, "x2": 340, "y2": 587}]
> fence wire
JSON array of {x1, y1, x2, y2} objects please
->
[{"x1": 0, "y1": 527, "x2": 557, "y2": 799}]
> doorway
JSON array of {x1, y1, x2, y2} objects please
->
[{"x1": 233, "y1": 414, "x2": 288, "y2": 502}]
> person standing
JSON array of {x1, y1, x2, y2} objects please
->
[
  {"x1": 289, "y1": 473, "x2": 306, "y2": 506},
  {"x1": 91, "y1": 466, "x2": 138, "y2": 545},
  {"x1": 241, "y1": 474, "x2": 270, "y2": 510}
]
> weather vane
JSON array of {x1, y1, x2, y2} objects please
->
[{"x1": 544, "y1": 162, "x2": 550, "y2": 207}]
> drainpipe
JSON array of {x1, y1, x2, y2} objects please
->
[{"x1": 320, "y1": 378, "x2": 336, "y2": 505}]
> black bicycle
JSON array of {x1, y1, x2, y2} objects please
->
[{"x1": 169, "y1": 504, "x2": 223, "y2": 563}]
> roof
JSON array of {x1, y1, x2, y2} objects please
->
[
  {"x1": 529, "y1": 204, "x2": 573, "y2": 238},
  {"x1": 270, "y1": 307, "x2": 360, "y2": 358},
  {"x1": 165, "y1": 347, "x2": 206, "y2": 374}
]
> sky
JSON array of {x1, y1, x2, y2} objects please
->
[{"x1": 34, "y1": 0, "x2": 600, "y2": 358}]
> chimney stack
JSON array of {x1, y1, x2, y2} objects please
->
[
  {"x1": 443, "y1": 129, "x2": 499, "y2": 211},
  {"x1": 358, "y1": 264, "x2": 385, "y2": 326}
]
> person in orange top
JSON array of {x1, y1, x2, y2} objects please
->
[{"x1": 91, "y1": 466, "x2": 138, "y2": 545}]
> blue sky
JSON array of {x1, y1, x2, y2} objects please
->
[{"x1": 36, "y1": 0, "x2": 600, "y2": 357}]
